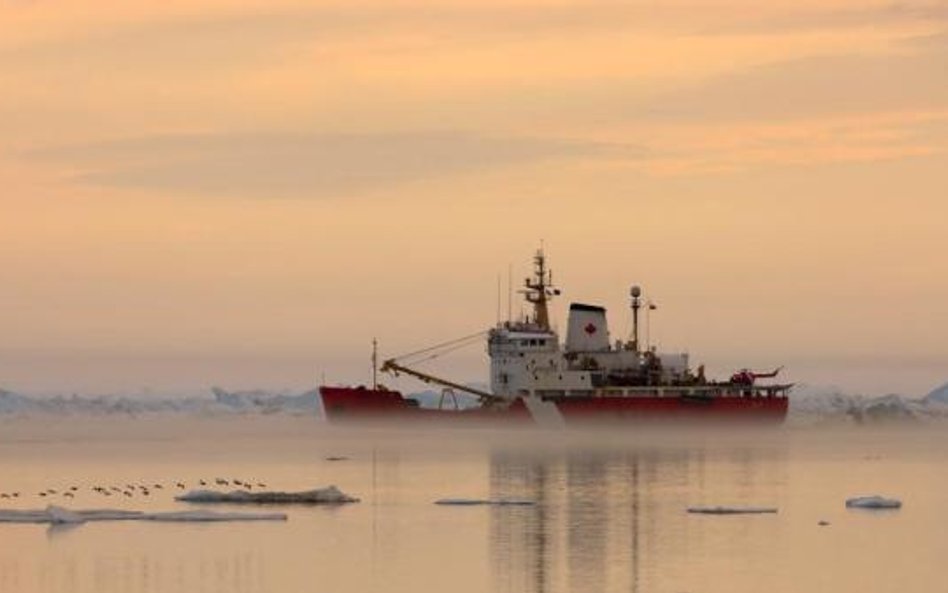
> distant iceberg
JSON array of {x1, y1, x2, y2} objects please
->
[
  {"x1": 0, "y1": 505, "x2": 286, "y2": 524},
  {"x1": 176, "y1": 485, "x2": 359, "y2": 504},
  {"x1": 787, "y1": 383, "x2": 948, "y2": 425},
  {"x1": 924, "y1": 382, "x2": 948, "y2": 405},
  {"x1": 855, "y1": 395, "x2": 919, "y2": 424},
  {"x1": 209, "y1": 387, "x2": 320, "y2": 414}
]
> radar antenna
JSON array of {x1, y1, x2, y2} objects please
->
[{"x1": 630, "y1": 285, "x2": 641, "y2": 353}]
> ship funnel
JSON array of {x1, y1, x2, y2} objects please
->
[{"x1": 565, "y1": 303, "x2": 610, "y2": 352}]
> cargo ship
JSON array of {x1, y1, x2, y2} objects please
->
[{"x1": 320, "y1": 250, "x2": 790, "y2": 425}]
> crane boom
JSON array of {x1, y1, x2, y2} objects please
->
[{"x1": 379, "y1": 359, "x2": 502, "y2": 403}]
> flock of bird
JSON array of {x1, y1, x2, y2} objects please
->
[{"x1": 0, "y1": 479, "x2": 268, "y2": 501}]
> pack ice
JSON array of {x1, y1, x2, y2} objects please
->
[{"x1": 176, "y1": 485, "x2": 359, "y2": 504}]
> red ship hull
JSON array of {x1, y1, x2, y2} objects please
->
[
  {"x1": 319, "y1": 386, "x2": 787, "y2": 425},
  {"x1": 319, "y1": 386, "x2": 532, "y2": 425},
  {"x1": 548, "y1": 393, "x2": 787, "y2": 423}
]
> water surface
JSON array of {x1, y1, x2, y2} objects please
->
[{"x1": 0, "y1": 417, "x2": 943, "y2": 593}]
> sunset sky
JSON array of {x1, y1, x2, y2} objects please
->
[{"x1": 1, "y1": 0, "x2": 946, "y2": 396}]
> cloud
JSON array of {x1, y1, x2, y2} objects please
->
[
  {"x1": 636, "y1": 113, "x2": 948, "y2": 175},
  {"x1": 901, "y1": 27, "x2": 948, "y2": 47},
  {"x1": 642, "y1": 50, "x2": 948, "y2": 122},
  {"x1": 0, "y1": 3, "x2": 694, "y2": 61},
  {"x1": 28, "y1": 131, "x2": 644, "y2": 198},
  {"x1": 7, "y1": 4, "x2": 947, "y2": 180},
  {"x1": 695, "y1": 2, "x2": 948, "y2": 35}
]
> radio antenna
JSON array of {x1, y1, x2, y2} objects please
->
[
  {"x1": 496, "y1": 273, "x2": 502, "y2": 326},
  {"x1": 507, "y1": 263, "x2": 513, "y2": 323}
]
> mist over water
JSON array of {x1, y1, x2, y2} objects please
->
[{"x1": 0, "y1": 416, "x2": 944, "y2": 593}]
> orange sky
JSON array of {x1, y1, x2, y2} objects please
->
[{"x1": 1, "y1": 0, "x2": 946, "y2": 395}]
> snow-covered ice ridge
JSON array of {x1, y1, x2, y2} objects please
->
[
  {"x1": 788, "y1": 382, "x2": 948, "y2": 425},
  {"x1": 0, "y1": 387, "x2": 321, "y2": 417},
  {"x1": 0, "y1": 382, "x2": 946, "y2": 422}
]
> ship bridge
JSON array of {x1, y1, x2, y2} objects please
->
[{"x1": 487, "y1": 250, "x2": 693, "y2": 399}]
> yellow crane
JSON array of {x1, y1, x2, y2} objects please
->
[{"x1": 379, "y1": 359, "x2": 503, "y2": 405}]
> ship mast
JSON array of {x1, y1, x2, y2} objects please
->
[
  {"x1": 521, "y1": 249, "x2": 559, "y2": 330},
  {"x1": 371, "y1": 338, "x2": 378, "y2": 389}
]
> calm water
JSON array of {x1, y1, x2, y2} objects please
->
[{"x1": 0, "y1": 416, "x2": 944, "y2": 593}]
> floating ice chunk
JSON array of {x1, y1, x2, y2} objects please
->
[
  {"x1": 176, "y1": 485, "x2": 358, "y2": 504},
  {"x1": 434, "y1": 498, "x2": 535, "y2": 506},
  {"x1": 0, "y1": 510, "x2": 56, "y2": 523},
  {"x1": 0, "y1": 507, "x2": 285, "y2": 524},
  {"x1": 144, "y1": 510, "x2": 285, "y2": 521},
  {"x1": 46, "y1": 505, "x2": 85, "y2": 524},
  {"x1": 845, "y1": 496, "x2": 902, "y2": 509},
  {"x1": 687, "y1": 506, "x2": 778, "y2": 515}
]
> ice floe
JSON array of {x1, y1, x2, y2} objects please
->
[
  {"x1": 176, "y1": 485, "x2": 359, "y2": 504},
  {"x1": 845, "y1": 495, "x2": 902, "y2": 509},
  {"x1": 686, "y1": 506, "x2": 778, "y2": 515},
  {"x1": 434, "y1": 498, "x2": 535, "y2": 506},
  {"x1": 143, "y1": 510, "x2": 286, "y2": 521},
  {"x1": 47, "y1": 506, "x2": 84, "y2": 524},
  {"x1": 0, "y1": 505, "x2": 286, "y2": 524}
]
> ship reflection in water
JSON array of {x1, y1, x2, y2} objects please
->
[{"x1": 486, "y1": 444, "x2": 789, "y2": 593}]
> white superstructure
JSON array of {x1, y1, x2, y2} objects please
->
[{"x1": 488, "y1": 250, "x2": 690, "y2": 401}]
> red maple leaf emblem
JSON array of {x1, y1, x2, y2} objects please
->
[{"x1": 584, "y1": 323, "x2": 597, "y2": 335}]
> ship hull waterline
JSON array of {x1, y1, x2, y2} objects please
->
[{"x1": 319, "y1": 386, "x2": 788, "y2": 426}]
